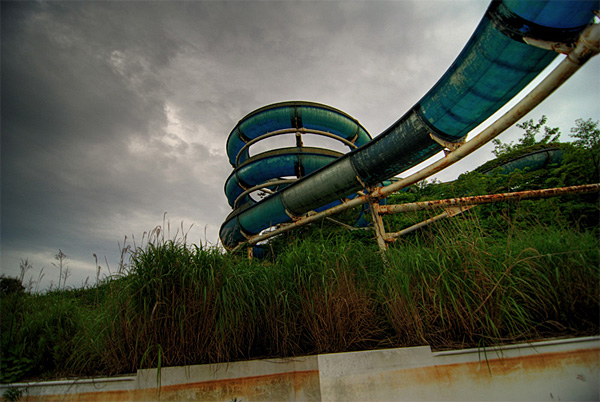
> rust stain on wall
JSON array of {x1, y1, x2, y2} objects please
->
[
  {"x1": 397, "y1": 347, "x2": 599, "y2": 387},
  {"x1": 139, "y1": 369, "x2": 320, "y2": 402},
  {"x1": 16, "y1": 369, "x2": 320, "y2": 402},
  {"x1": 10, "y1": 389, "x2": 136, "y2": 402}
]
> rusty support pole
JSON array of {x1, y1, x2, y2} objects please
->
[
  {"x1": 295, "y1": 131, "x2": 304, "y2": 148},
  {"x1": 369, "y1": 198, "x2": 388, "y2": 252},
  {"x1": 387, "y1": 205, "x2": 475, "y2": 241},
  {"x1": 378, "y1": 184, "x2": 600, "y2": 216},
  {"x1": 367, "y1": 195, "x2": 392, "y2": 268}
]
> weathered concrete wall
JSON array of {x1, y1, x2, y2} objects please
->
[
  {"x1": 318, "y1": 337, "x2": 599, "y2": 401},
  {"x1": 0, "y1": 356, "x2": 320, "y2": 402},
  {"x1": 134, "y1": 356, "x2": 320, "y2": 402},
  {"x1": 2, "y1": 336, "x2": 598, "y2": 401}
]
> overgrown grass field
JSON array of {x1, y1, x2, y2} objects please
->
[
  {"x1": 2, "y1": 118, "x2": 599, "y2": 383},
  {"x1": 2, "y1": 210, "x2": 598, "y2": 382}
]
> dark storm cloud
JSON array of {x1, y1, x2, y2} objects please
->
[
  {"x1": 2, "y1": 2, "x2": 171, "y2": 238},
  {"x1": 1, "y1": 1, "x2": 208, "y2": 285}
]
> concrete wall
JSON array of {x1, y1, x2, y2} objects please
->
[
  {"x1": 2, "y1": 336, "x2": 598, "y2": 401},
  {"x1": 317, "y1": 337, "x2": 599, "y2": 401}
]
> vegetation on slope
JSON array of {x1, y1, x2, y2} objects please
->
[{"x1": 1, "y1": 117, "x2": 598, "y2": 383}]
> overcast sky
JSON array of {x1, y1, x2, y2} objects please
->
[{"x1": 2, "y1": 1, "x2": 599, "y2": 291}]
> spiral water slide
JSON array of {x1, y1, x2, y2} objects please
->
[{"x1": 220, "y1": 0, "x2": 598, "y2": 250}]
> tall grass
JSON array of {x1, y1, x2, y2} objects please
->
[
  {"x1": 2, "y1": 212, "x2": 598, "y2": 382},
  {"x1": 381, "y1": 213, "x2": 599, "y2": 350}
]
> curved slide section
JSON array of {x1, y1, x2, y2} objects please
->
[
  {"x1": 220, "y1": 0, "x2": 597, "y2": 250},
  {"x1": 226, "y1": 101, "x2": 372, "y2": 166},
  {"x1": 478, "y1": 147, "x2": 564, "y2": 175}
]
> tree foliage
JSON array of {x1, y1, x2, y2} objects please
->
[
  {"x1": 570, "y1": 118, "x2": 600, "y2": 173},
  {"x1": 492, "y1": 115, "x2": 561, "y2": 157},
  {"x1": 0, "y1": 276, "x2": 24, "y2": 296}
]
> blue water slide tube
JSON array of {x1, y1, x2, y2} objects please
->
[
  {"x1": 225, "y1": 147, "x2": 344, "y2": 209},
  {"x1": 479, "y1": 146, "x2": 564, "y2": 175},
  {"x1": 220, "y1": 0, "x2": 597, "y2": 250}
]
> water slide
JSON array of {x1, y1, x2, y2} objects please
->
[
  {"x1": 478, "y1": 146, "x2": 563, "y2": 175},
  {"x1": 220, "y1": 0, "x2": 598, "y2": 250}
]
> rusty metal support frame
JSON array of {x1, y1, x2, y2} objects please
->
[
  {"x1": 368, "y1": 196, "x2": 388, "y2": 252},
  {"x1": 395, "y1": 205, "x2": 473, "y2": 239},
  {"x1": 366, "y1": 189, "x2": 392, "y2": 267},
  {"x1": 386, "y1": 205, "x2": 475, "y2": 241},
  {"x1": 382, "y1": 184, "x2": 599, "y2": 240},
  {"x1": 378, "y1": 184, "x2": 600, "y2": 216},
  {"x1": 229, "y1": 24, "x2": 600, "y2": 254}
]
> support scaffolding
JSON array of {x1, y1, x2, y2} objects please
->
[{"x1": 379, "y1": 183, "x2": 599, "y2": 245}]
